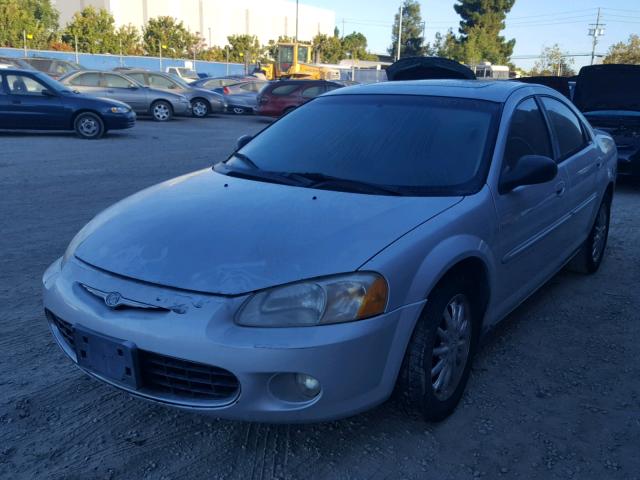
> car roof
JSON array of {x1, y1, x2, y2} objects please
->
[
  {"x1": 0, "y1": 68, "x2": 43, "y2": 75},
  {"x1": 325, "y1": 79, "x2": 540, "y2": 102}
]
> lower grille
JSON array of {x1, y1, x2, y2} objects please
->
[
  {"x1": 47, "y1": 310, "x2": 75, "y2": 348},
  {"x1": 138, "y1": 350, "x2": 239, "y2": 400},
  {"x1": 45, "y1": 310, "x2": 239, "y2": 402}
]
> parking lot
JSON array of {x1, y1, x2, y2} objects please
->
[{"x1": 1, "y1": 115, "x2": 639, "y2": 480}]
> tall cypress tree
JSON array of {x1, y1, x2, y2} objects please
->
[{"x1": 453, "y1": 0, "x2": 515, "y2": 64}]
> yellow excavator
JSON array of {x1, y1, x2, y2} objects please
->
[{"x1": 254, "y1": 42, "x2": 341, "y2": 81}]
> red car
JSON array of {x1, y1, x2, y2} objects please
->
[{"x1": 257, "y1": 80, "x2": 343, "y2": 117}]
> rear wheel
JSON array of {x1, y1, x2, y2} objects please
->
[
  {"x1": 398, "y1": 276, "x2": 479, "y2": 421},
  {"x1": 571, "y1": 195, "x2": 611, "y2": 273},
  {"x1": 231, "y1": 106, "x2": 246, "y2": 115},
  {"x1": 74, "y1": 112, "x2": 104, "y2": 139},
  {"x1": 191, "y1": 98, "x2": 209, "y2": 118},
  {"x1": 151, "y1": 100, "x2": 173, "y2": 121}
]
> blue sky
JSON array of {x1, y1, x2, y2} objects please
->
[{"x1": 302, "y1": 0, "x2": 640, "y2": 70}]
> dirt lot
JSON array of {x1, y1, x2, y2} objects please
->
[{"x1": 1, "y1": 116, "x2": 639, "y2": 480}]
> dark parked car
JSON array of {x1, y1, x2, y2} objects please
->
[
  {"x1": 0, "y1": 69, "x2": 135, "y2": 139},
  {"x1": 114, "y1": 69, "x2": 226, "y2": 117},
  {"x1": 60, "y1": 70, "x2": 191, "y2": 121},
  {"x1": 256, "y1": 80, "x2": 343, "y2": 117},
  {"x1": 574, "y1": 64, "x2": 640, "y2": 178},
  {"x1": 20, "y1": 57, "x2": 86, "y2": 79},
  {"x1": 386, "y1": 56, "x2": 476, "y2": 81}
]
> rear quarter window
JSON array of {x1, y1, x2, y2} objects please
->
[{"x1": 270, "y1": 85, "x2": 299, "y2": 96}]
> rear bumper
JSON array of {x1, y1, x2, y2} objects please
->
[{"x1": 42, "y1": 258, "x2": 423, "y2": 422}]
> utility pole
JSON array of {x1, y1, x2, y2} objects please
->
[
  {"x1": 23, "y1": 30, "x2": 27, "y2": 56},
  {"x1": 119, "y1": 38, "x2": 123, "y2": 67},
  {"x1": 159, "y1": 40, "x2": 163, "y2": 71},
  {"x1": 208, "y1": 27, "x2": 212, "y2": 47},
  {"x1": 588, "y1": 8, "x2": 605, "y2": 65},
  {"x1": 75, "y1": 35, "x2": 79, "y2": 63},
  {"x1": 396, "y1": 5, "x2": 403, "y2": 61},
  {"x1": 295, "y1": 0, "x2": 299, "y2": 42}
]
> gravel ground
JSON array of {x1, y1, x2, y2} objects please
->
[{"x1": 1, "y1": 116, "x2": 639, "y2": 480}]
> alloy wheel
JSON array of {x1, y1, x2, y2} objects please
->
[
  {"x1": 153, "y1": 103, "x2": 170, "y2": 121},
  {"x1": 431, "y1": 294, "x2": 472, "y2": 401},
  {"x1": 192, "y1": 100, "x2": 208, "y2": 117},
  {"x1": 591, "y1": 203, "x2": 608, "y2": 263},
  {"x1": 78, "y1": 116, "x2": 99, "y2": 137}
]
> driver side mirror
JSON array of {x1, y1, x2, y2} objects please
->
[
  {"x1": 127, "y1": 84, "x2": 138, "y2": 89},
  {"x1": 499, "y1": 155, "x2": 558, "y2": 194},
  {"x1": 236, "y1": 134, "x2": 253, "y2": 150},
  {"x1": 42, "y1": 89, "x2": 57, "y2": 97}
]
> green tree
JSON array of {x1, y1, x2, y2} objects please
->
[
  {"x1": 0, "y1": 0, "x2": 59, "y2": 49},
  {"x1": 199, "y1": 45, "x2": 227, "y2": 62},
  {"x1": 529, "y1": 44, "x2": 575, "y2": 76},
  {"x1": 604, "y1": 34, "x2": 640, "y2": 64},
  {"x1": 226, "y1": 34, "x2": 263, "y2": 63},
  {"x1": 62, "y1": 6, "x2": 118, "y2": 54},
  {"x1": 453, "y1": 0, "x2": 515, "y2": 65},
  {"x1": 342, "y1": 32, "x2": 376, "y2": 61},
  {"x1": 143, "y1": 16, "x2": 198, "y2": 58},
  {"x1": 388, "y1": 0, "x2": 427, "y2": 58},
  {"x1": 312, "y1": 33, "x2": 344, "y2": 63},
  {"x1": 432, "y1": 29, "x2": 462, "y2": 59},
  {"x1": 116, "y1": 24, "x2": 143, "y2": 55}
]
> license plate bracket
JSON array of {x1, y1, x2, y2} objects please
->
[{"x1": 74, "y1": 326, "x2": 140, "y2": 389}]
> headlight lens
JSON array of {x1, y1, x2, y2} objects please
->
[
  {"x1": 109, "y1": 106, "x2": 130, "y2": 113},
  {"x1": 236, "y1": 273, "x2": 388, "y2": 327}
]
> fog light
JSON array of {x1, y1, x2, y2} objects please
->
[{"x1": 295, "y1": 373, "x2": 321, "y2": 398}]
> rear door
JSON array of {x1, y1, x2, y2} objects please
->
[
  {"x1": 101, "y1": 73, "x2": 145, "y2": 111},
  {"x1": 4, "y1": 72, "x2": 66, "y2": 129},
  {"x1": 539, "y1": 96, "x2": 600, "y2": 249},
  {"x1": 0, "y1": 74, "x2": 11, "y2": 128},
  {"x1": 491, "y1": 97, "x2": 572, "y2": 315}
]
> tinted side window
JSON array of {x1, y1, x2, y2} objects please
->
[
  {"x1": 149, "y1": 74, "x2": 177, "y2": 89},
  {"x1": 103, "y1": 73, "x2": 133, "y2": 88},
  {"x1": 6, "y1": 74, "x2": 49, "y2": 95},
  {"x1": 301, "y1": 85, "x2": 324, "y2": 98},
  {"x1": 271, "y1": 85, "x2": 298, "y2": 96},
  {"x1": 70, "y1": 72, "x2": 100, "y2": 86},
  {"x1": 504, "y1": 98, "x2": 552, "y2": 172},
  {"x1": 126, "y1": 73, "x2": 147, "y2": 85},
  {"x1": 540, "y1": 97, "x2": 587, "y2": 159}
]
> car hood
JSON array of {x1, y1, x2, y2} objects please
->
[
  {"x1": 73, "y1": 168, "x2": 462, "y2": 295},
  {"x1": 574, "y1": 64, "x2": 640, "y2": 113}
]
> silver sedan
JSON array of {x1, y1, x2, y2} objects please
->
[
  {"x1": 117, "y1": 69, "x2": 227, "y2": 118},
  {"x1": 60, "y1": 70, "x2": 191, "y2": 121},
  {"x1": 43, "y1": 80, "x2": 616, "y2": 422}
]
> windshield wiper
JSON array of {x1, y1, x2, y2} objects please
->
[
  {"x1": 213, "y1": 163, "x2": 308, "y2": 187},
  {"x1": 283, "y1": 172, "x2": 403, "y2": 196}
]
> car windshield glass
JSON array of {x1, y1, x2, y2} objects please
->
[
  {"x1": 232, "y1": 94, "x2": 500, "y2": 195},
  {"x1": 170, "y1": 75, "x2": 191, "y2": 88}
]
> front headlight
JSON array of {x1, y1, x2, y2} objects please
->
[
  {"x1": 108, "y1": 106, "x2": 130, "y2": 113},
  {"x1": 235, "y1": 273, "x2": 388, "y2": 327}
]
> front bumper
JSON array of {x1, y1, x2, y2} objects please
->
[
  {"x1": 103, "y1": 111, "x2": 136, "y2": 130},
  {"x1": 43, "y1": 258, "x2": 424, "y2": 422}
]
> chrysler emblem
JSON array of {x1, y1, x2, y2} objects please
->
[{"x1": 104, "y1": 292, "x2": 122, "y2": 308}]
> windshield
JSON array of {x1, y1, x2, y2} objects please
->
[
  {"x1": 230, "y1": 94, "x2": 500, "y2": 195},
  {"x1": 170, "y1": 75, "x2": 191, "y2": 88}
]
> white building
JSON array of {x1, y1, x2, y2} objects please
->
[{"x1": 54, "y1": 0, "x2": 336, "y2": 47}]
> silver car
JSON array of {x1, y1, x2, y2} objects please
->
[
  {"x1": 43, "y1": 80, "x2": 616, "y2": 422},
  {"x1": 119, "y1": 69, "x2": 226, "y2": 118},
  {"x1": 60, "y1": 70, "x2": 191, "y2": 121}
]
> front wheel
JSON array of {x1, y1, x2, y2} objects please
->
[
  {"x1": 571, "y1": 195, "x2": 611, "y2": 273},
  {"x1": 191, "y1": 99, "x2": 209, "y2": 118},
  {"x1": 151, "y1": 100, "x2": 173, "y2": 122},
  {"x1": 74, "y1": 112, "x2": 104, "y2": 139},
  {"x1": 398, "y1": 277, "x2": 479, "y2": 421}
]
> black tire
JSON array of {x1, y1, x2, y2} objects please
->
[
  {"x1": 191, "y1": 98, "x2": 210, "y2": 118},
  {"x1": 150, "y1": 100, "x2": 173, "y2": 122},
  {"x1": 570, "y1": 194, "x2": 611, "y2": 274},
  {"x1": 398, "y1": 276, "x2": 480, "y2": 421},
  {"x1": 74, "y1": 112, "x2": 104, "y2": 139}
]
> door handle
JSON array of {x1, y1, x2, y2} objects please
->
[{"x1": 555, "y1": 181, "x2": 566, "y2": 196}]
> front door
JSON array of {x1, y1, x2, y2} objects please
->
[
  {"x1": 4, "y1": 73, "x2": 66, "y2": 129},
  {"x1": 491, "y1": 97, "x2": 573, "y2": 320},
  {"x1": 101, "y1": 73, "x2": 145, "y2": 112}
]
